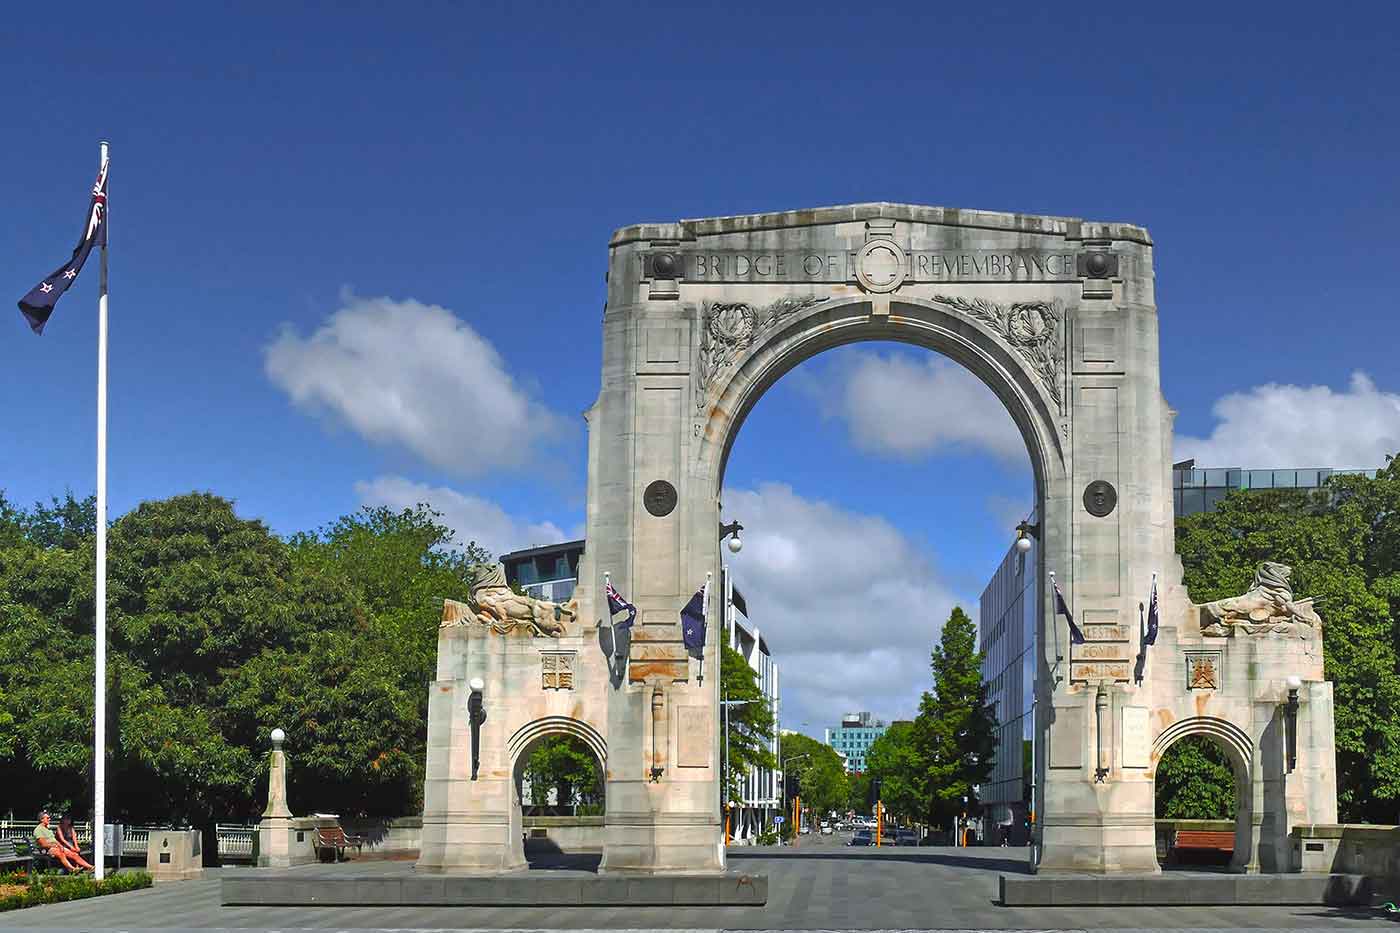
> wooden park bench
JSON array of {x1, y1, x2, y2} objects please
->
[
  {"x1": 1171, "y1": 830, "x2": 1234, "y2": 864},
  {"x1": 0, "y1": 839, "x2": 34, "y2": 873},
  {"x1": 312, "y1": 825, "x2": 364, "y2": 862}
]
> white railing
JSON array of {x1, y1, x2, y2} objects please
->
[{"x1": 0, "y1": 820, "x2": 258, "y2": 860}]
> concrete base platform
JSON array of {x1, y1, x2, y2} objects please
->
[
  {"x1": 999, "y1": 871, "x2": 1372, "y2": 906},
  {"x1": 221, "y1": 864, "x2": 767, "y2": 907}
]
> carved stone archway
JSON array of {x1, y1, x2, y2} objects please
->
[{"x1": 417, "y1": 203, "x2": 1338, "y2": 877}]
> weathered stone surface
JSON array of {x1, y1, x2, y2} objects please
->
[{"x1": 417, "y1": 202, "x2": 1338, "y2": 878}]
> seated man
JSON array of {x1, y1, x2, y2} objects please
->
[
  {"x1": 56, "y1": 815, "x2": 95, "y2": 871},
  {"x1": 33, "y1": 811, "x2": 88, "y2": 872}
]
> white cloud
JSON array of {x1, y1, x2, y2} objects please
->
[
  {"x1": 802, "y1": 350, "x2": 1027, "y2": 465},
  {"x1": 355, "y1": 475, "x2": 572, "y2": 559},
  {"x1": 722, "y1": 483, "x2": 970, "y2": 732},
  {"x1": 266, "y1": 293, "x2": 570, "y2": 475},
  {"x1": 985, "y1": 494, "x2": 1032, "y2": 532},
  {"x1": 1176, "y1": 372, "x2": 1400, "y2": 469}
]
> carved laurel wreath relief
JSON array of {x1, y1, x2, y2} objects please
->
[
  {"x1": 691, "y1": 293, "x2": 1065, "y2": 421},
  {"x1": 927, "y1": 296, "x2": 1065, "y2": 409},
  {"x1": 694, "y1": 295, "x2": 826, "y2": 413}
]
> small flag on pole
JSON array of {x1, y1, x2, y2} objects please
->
[
  {"x1": 1144, "y1": 574, "x2": 1159, "y2": 647},
  {"x1": 1052, "y1": 577, "x2": 1086, "y2": 645},
  {"x1": 681, "y1": 580, "x2": 708, "y2": 655},
  {"x1": 18, "y1": 156, "x2": 108, "y2": 334},
  {"x1": 606, "y1": 579, "x2": 637, "y2": 629}
]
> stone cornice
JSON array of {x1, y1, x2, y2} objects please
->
[{"x1": 610, "y1": 202, "x2": 1152, "y2": 248}]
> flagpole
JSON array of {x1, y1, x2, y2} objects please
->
[{"x1": 93, "y1": 139, "x2": 109, "y2": 881}]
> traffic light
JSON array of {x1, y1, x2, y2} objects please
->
[
  {"x1": 867, "y1": 777, "x2": 883, "y2": 810},
  {"x1": 785, "y1": 772, "x2": 801, "y2": 798}
]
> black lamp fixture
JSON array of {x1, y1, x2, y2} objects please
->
[
  {"x1": 719, "y1": 519, "x2": 744, "y2": 554},
  {"x1": 468, "y1": 677, "x2": 487, "y2": 781},
  {"x1": 1285, "y1": 676, "x2": 1302, "y2": 772},
  {"x1": 1015, "y1": 518, "x2": 1040, "y2": 554}
]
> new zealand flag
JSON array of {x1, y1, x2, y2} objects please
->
[
  {"x1": 606, "y1": 580, "x2": 637, "y2": 629},
  {"x1": 1053, "y1": 579, "x2": 1087, "y2": 645},
  {"x1": 680, "y1": 583, "x2": 708, "y2": 655},
  {"x1": 18, "y1": 155, "x2": 108, "y2": 334},
  {"x1": 1144, "y1": 575, "x2": 1160, "y2": 647}
]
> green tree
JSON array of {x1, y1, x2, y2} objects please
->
[
  {"x1": 0, "y1": 492, "x2": 484, "y2": 823},
  {"x1": 846, "y1": 771, "x2": 872, "y2": 816},
  {"x1": 1155, "y1": 736, "x2": 1236, "y2": 819},
  {"x1": 913, "y1": 606, "x2": 997, "y2": 828},
  {"x1": 864, "y1": 721, "x2": 922, "y2": 824},
  {"x1": 719, "y1": 627, "x2": 775, "y2": 801},
  {"x1": 520, "y1": 735, "x2": 602, "y2": 809},
  {"x1": 778, "y1": 732, "x2": 848, "y2": 821}
]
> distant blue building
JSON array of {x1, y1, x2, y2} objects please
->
[{"x1": 825, "y1": 712, "x2": 886, "y2": 774}]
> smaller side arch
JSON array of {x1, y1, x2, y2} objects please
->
[
  {"x1": 1152, "y1": 716, "x2": 1253, "y2": 772},
  {"x1": 508, "y1": 715, "x2": 608, "y2": 771},
  {"x1": 1151, "y1": 715, "x2": 1256, "y2": 872}
]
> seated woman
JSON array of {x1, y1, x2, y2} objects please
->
[
  {"x1": 56, "y1": 815, "x2": 95, "y2": 871},
  {"x1": 33, "y1": 811, "x2": 88, "y2": 872}
]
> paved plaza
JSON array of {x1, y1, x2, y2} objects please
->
[{"x1": 4, "y1": 843, "x2": 1400, "y2": 931}]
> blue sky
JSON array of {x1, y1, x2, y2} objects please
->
[{"x1": 3, "y1": 2, "x2": 1399, "y2": 730}]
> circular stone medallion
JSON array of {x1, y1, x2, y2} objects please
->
[
  {"x1": 1083, "y1": 480, "x2": 1118, "y2": 517},
  {"x1": 643, "y1": 480, "x2": 678, "y2": 517},
  {"x1": 855, "y1": 240, "x2": 907, "y2": 294}
]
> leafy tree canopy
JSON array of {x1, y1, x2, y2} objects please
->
[
  {"x1": 520, "y1": 735, "x2": 602, "y2": 809},
  {"x1": 913, "y1": 606, "x2": 997, "y2": 828},
  {"x1": 778, "y1": 731, "x2": 848, "y2": 820},
  {"x1": 719, "y1": 626, "x2": 775, "y2": 802},
  {"x1": 0, "y1": 492, "x2": 484, "y2": 823}
]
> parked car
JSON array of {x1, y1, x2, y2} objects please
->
[
  {"x1": 820, "y1": 822, "x2": 833, "y2": 835},
  {"x1": 894, "y1": 829, "x2": 918, "y2": 846},
  {"x1": 848, "y1": 829, "x2": 873, "y2": 846}
]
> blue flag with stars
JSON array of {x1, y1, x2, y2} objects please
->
[
  {"x1": 18, "y1": 155, "x2": 108, "y2": 335},
  {"x1": 681, "y1": 583, "x2": 708, "y2": 656}
]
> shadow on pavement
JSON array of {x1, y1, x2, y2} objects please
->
[{"x1": 726, "y1": 848, "x2": 1031, "y2": 875}]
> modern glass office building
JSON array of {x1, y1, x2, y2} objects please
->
[
  {"x1": 825, "y1": 712, "x2": 887, "y2": 774},
  {"x1": 1172, "y1": 460, "x2": 1376, "y2": 516},
  {"x1": 978, "y1": 530, "x2": 1037, "y2": 845},
  {"x1": 500, "y1": 539, "x2": 585, "y2": 602}
]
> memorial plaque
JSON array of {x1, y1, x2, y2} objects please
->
[
  {"x1": 1050, "y1": 707, "x2": 1085, "y2": 768},
  {"x1": 1121, "y1": 706, "x2": 1149, "y2": 769},
  {"x1": 1083, "y1": 480, "x2": 1118, "y2": 517},
  {"x1": 676, "y1": 705, "x2": 711, "y2": 768},
  {"x1": 643, "y1": 480, "x2": 677, "y2": 517}
]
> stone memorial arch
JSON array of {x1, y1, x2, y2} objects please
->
[{"x1": 418, "y1": 203, "x2": 1336, "y2": 876}]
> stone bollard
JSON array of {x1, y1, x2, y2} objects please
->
[{"x1": 146, "y1": 829, "x2": 205, "y2": 882}]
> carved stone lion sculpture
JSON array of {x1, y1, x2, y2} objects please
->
[
  {"x1": 1199, "y1": 561, "x2": 1322, "y2": 636},
  {"x1": 440, "y1": 563, "x2": 578, "y2": 637}
]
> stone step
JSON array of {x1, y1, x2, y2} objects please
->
[{"x1": 999, "y1": 871, "x2": 1371, "y2": 906}]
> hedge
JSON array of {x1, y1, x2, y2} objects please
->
[{"x1": 0, "y1": 870, "x2": 152, "y2": 912}]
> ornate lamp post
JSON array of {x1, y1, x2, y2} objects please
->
[
  {"x1": 467, "y1": 677, "x2": 486, "y2": 781},
  {"x1": 1285, "y1": 675, "x2": 1302, "y2": 773}
]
